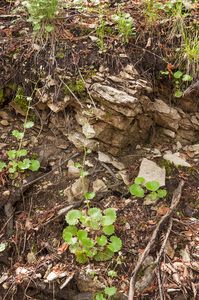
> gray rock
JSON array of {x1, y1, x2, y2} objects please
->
[
  {"x1": 71, "y1": 177, "x2": 90, "y2": 200},
  {"x1": 154, "y1": 99, "x2": 181, "y2": 131},
  {"x1": 163, "y1": 154, "x2": 191, "y2": 167},
  {"x1": 138, "y1": 158, "x2": 165, "y2": 187},
  {"x1": 77, "y1": 271, "x2": 105, "y2": 292}
]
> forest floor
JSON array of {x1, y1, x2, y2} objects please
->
[{"x1": 0, "y1": 0, "x2": 199, "y2": 299}]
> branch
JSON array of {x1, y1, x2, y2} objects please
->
[{"x1": 128, "y1": 180, "x2": 185, "y2": 300}]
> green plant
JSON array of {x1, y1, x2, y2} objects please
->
[
  {"x1": 95, "y1": 5, "x2": 109, "y2": 52},
  {"x1": 112, "y1": 7, "x2": 136, "y2": 44},
  {"x1": 63, "y1": 207, "x2": 122, "y2": 264},
  {"x1": 20, "y1": 0, "x2": 62, "y2": 32},
  {"x1": 141, "y1": 0, "x2": 163, "y2": 25},
  {"x1": 0, "y1": 98, "x2": 40, "y2": 178},
  {"x1": 130, "y1": 177, "x2": 167, "y2": 200},
  {"x1": 159, "y1": 70, "x2": 192, "y2": 97}
]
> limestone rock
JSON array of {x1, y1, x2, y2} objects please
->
[
  {"x1": 163, "y1": 154, "x2": 191, "y2": 167},
  {"x1": 90, "y1": 83, "x2": 142, "y2": 117},
  {"x1": 93, "y1": 179, "x2": 106, "y2": 192},
  {"x1": 138, "y1": 158, "x2": 165, "y2": 187},
  {"x1": 77, "y1": 271, "x2": 105, "y2": 292},
  {"x1": 71, "y1": 177, "x2": 90, "y2": 200},
  {"x1": 63, "y1": 186, "x2": 74, "y2": 203},
  {"x1": 188, "y1": 144, "x2": 199, "y2": 152},
  {"x1": 68, "y1": 166, "x2": 80, "y2": 178},
  {"x1": 124, "y1": 64, "x2": 139, "y2": 75},
  {"x1": 154, "y1": 99, "x2": 181, "y2": 131}
]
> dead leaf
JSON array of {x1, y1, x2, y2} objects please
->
[
  {"x1": 157, "y1": 206, "x2": 169, "y2": 215},
  {"x1": 57, "y1": 242, "x2": 69, "y2": 254},
  {"x1": 186, "y1": 151, "x2": 195, "y2": 158}
]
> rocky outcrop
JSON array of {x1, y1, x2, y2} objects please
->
[{"x1": 25, "y1": 65, "x2": 199, "y2": 155}]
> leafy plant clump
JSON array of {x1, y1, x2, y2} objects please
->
[
  {"x1": 20, "y1": 0, "x2": 67, "y2": 32},
  {"x1": 0, "y1": 97, "x2": 40, "y2": 178},
  {"x1": 63, "y1": 207, "x2": 122, "y2": 264},
  {"x1": 129, "y1": 177, "x2": 167, "y2": 200},
  {"x1": 112, "y1": 7, "x2": 136, "y2": 44}
]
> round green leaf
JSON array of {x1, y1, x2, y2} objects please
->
[
  {"x1": 18, "y1": 158, "x2": 31, "y2": 170},
  {"x1": 135, "y1": 177, "x2": 145, "y2": 184},
  {"x1": 103, "y1": 225, "x2": 114, "y2": 235},
  {"x1": 0, "y1": 162, "x2": 6, "y2": 171},
  {"x1": 182, "y1": 74, "x2": 192, "y2": 81},
  {"x1": 101, "y1": 208, "x2": 116, "y2": 226},
  {"x1": 33, "y1": 23, "x2": 40, "y2": 31},
  {"x1": 104, "y1": 286, "x2": 117, "y2": 296},
  {"x1": 149, "y1": 191, "x2": 158, "y2": 200},
  {"x1": 24, "y1": 121, "x2": 34, "y2": 128},
  {"x1": 75, "y1": 163, "x2": 81, "y2": 168},
  {"x1": 96, "y1": 294, "x2": 106, "y2": 300},
  {"x1": 17, "y1": 149, "x2": 27, "y2": 157},
  {"x1": 80, "y1": 215, "x2": 89, "y2": 223},
  {"x1": 175, "y1": 90, "x2": 182, "y2": 98},
  {"x1": 90, "y1": 220, "x2": 99, "y2": 230},
  {"x1": 77, "y1": 230, "x2": 87, "y2": 240},
  {"x1": 89, "y1": 208, "x2": 102, "y2": 221},
  {"x1": 8, "y1": 150, "x2": 16, "y2": 159},
  {"x1": 12, "y1": 130, "x2": 24, "y2": 139},
  {"x1": 66, "y1": 210, "x2": 83, "y2": 225},
  {"x1": 108, "y1": 236, "x2": 122, "y2": 252},
  {"x1": 129, "y1": 184, "x2": 144, "y2": 197},
  {"x1": 63, "y1": 230, "x2": 77, "y2": 245},
  {"x1": 29, "y1": 160, "x2": 40, "y2": 171},
  {"x1": 94, "y1": 247, "x2": 114, "y2": 261},
  {"x1": 97, "y1": 235, "x2": 107, "y2": 246},
  {"x1": 45, "y1": 25, "x2": 54, "y2": 32},
  {"x1": 69, "y1": 244, "x2": 81, "y2": 253},
  {"x1": 65, "y1": 225, "x2": 77, "y2": 235},
  {"x1": 157, "y1": 189, "x2": 167, "y2": 198},
  {"x1": 146, "y1": 181, "x2": 160, "y2": 191},
  {"x1": 174, "y1": 71, "x2": 183, "y2": 78},
  {"x1": 81, "y1": 237, "x2": 94, "y2": 248},
  {"x1": 85, "y1": 192, "x2": 95, "y2": 200},
  {"x1": 108, "y1": 270, "x2": 117, "y2": 277},
  {"x1": 76, "y1": 251, "x2": 88, "y2": 264}
]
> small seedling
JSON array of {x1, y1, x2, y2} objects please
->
[{"x1": 130, "y1": 177, "x2": 167, "y2": 200}]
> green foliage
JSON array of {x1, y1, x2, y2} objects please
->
[
  {"x1": 63, "y1": 207, "x2": 122, "y2": 263},
  {"x1": 159, "y1": 70, "x2": 192, "y2": 98},
  {"x1": 20, "y1": 0, "x2": 65, "y2": 32},
  {"x1": 112, "y1": 7, "x2": 136, "y2": 44},
  {"x1": 129, "y1": 177, "x2": 167, "y2": 200}
]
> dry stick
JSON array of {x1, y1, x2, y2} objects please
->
[
  {"x1": 128, "y1": 180, "x2": 184, "y2": 300},
  {"x1": 56, "y1": 73, "x2": 84, "y2": 108},
  {"x1": 156, "y1": 218, "x2": 173, "y2": 300},
  {"x1": 94, "y1": 157, "x2": 117, "y2": 182}
]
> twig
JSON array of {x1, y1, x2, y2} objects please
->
[
  {"x1": 128, "y1": 180, "x2": 184, "y2": 300},
  {"x1": 94, "y1": 157, "x2": 117, "y2": 182},
  {"x1": 156, "y1": 218, "x2": 173, "y2": 300},
  {"x1": 77, "y1": 66, "x2": 96, "y2": 109},
  {"x1": 56, "y1": 73, "x2": 84, "y2": 108}
]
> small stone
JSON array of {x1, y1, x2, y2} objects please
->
[
  {"x1": 71, "y1": 177, "x2": 89, "y2": 200},
  {"x1": 138, "y1": 158, "x2": 165, "y2": 187},
  {"x1": 68, "y1": 166, "x2": 80, "y2": 178},
  {"x1": 91, "y1": 75, "x2": 104, "y2": 82},
  {"x1": 27, "y1": 252, "x2": 36, "y2": 264},
  {"x1": 49, "y1": 161, "x2": 55, "y2": 166},
  {"x1": 63, "y1": 186, "x2": 74, "y2": 204},
  {"x1": 163, "y1": 154, "x2": 191, "y2": 167},
  {"x1": 188, "y1": 144, "x2": 199, "y2": 152},
  {"x1": 135, "y1": 145, "x2": 141, "y2": 149},
  {"x1": 3, "y1": 190, "x2": 10, "y2": 196},
  {"x1": 0, "y1": 120, "x2": 9, "y2": 126},
  {"x1": 67, "y1": 159, "x2": 74, "y2": 167},
  {"x1": 93, "y1": 179, "x2": 106, "y2": 193}
]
